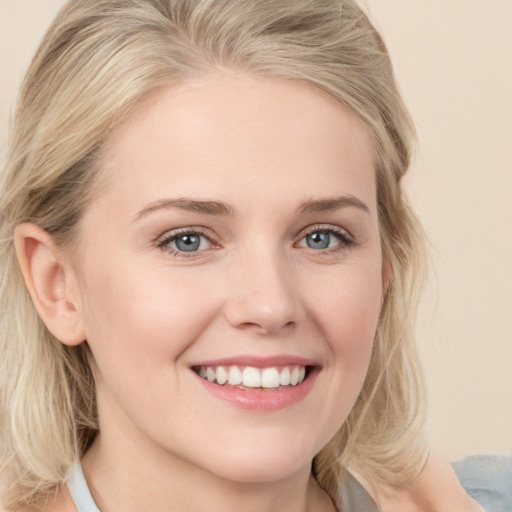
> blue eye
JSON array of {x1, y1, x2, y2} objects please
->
[
  {"x1": 173, "y1": 234, "x2": 203, "y2": 252},
  {"x1": 158, "y1": 230, "x2": 213, "y2": 254},
  {"x1": 305, "y1": 232, "x2": 332, "y2": 250},
  {"x1": 297, "y1": 227, "x2": 351, "y2": 251}
]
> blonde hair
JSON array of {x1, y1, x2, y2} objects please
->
[{"x1": 0, "y1": 0, "x2": 427, "y2": 508}]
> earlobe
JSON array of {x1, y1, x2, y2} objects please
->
[{"x1": 14, "y1": 223, "x2": 86, "y2": 346}]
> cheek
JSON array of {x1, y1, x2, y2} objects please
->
[
  {"x1": 291, "y1": 264, "x2": 384, "y2": 447},
  {"x1": 78, "y1": 261, "x2": 220, "y2": 373},
  {"x1": 306, "y1": 262, "x2": 383, "y2": 351},
  {"x1": 76, "y1": 263, "x2": 224, "y2": 429}
]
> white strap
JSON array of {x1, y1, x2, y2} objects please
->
[{"x1": 66, "y1": 461, "x2": 101, "y2": 512}]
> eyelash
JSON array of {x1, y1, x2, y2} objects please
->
[
  {"x1": 295, "y1": 225, "x2": 354, "y2": 253},
  {"x1": 156, "y1": 224, "x2": 354, "y2": 259},
  {"x1": 156, "y1": 227, "x2": 218, "y2": 258}
]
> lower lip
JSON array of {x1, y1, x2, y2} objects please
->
[{"x1": 194, "y1": 369, "x2": 318, "y2": 411}]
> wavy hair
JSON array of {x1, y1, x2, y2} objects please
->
[{"x1": 0, "y1": 0, "x2": 427, "y2": 508}]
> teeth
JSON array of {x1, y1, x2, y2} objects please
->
[
  {"x1": 261, "y1": 368, "x2": 280, "y2": 388},
  {"x1": 228, "y1": 366, "x2": 242, "y2": 385},
  {"x1": 216, "y1": 366, "x2": 228, "y2": 385},
  {"x1": 242, "y1": 367, "x2": 261, "y2": 388},
  {"x1": 290, "y1": 367, "x2": 300, "y2": 386},
  {"x1": 197, "y1": 365, "x2": 307, "y2": 389},
  {"x1": 279, "y1": 367, "x2": 291, "y2": 386},
  {"x1": 206, "y1": 367, "x2": 216, "y2": 383}
]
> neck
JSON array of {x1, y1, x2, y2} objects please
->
[{"x1": 81, "y1": 433, "x2": 334, "y2": 512}]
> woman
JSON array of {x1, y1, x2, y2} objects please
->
[{"x1": 0, "y1": 1, "x2": 508, "y2": 511}]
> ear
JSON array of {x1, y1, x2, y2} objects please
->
[{"x1": 14, "y1": 223, "x2": 86, "y2": 346}]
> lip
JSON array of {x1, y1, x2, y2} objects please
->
[
  {"x1": 190, "y1": 355, "x2": 317, "y2": 368},
  {"x1": 190, "y1": 355, "x2": 320, "y2": 411}
]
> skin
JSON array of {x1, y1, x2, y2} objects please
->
[
  {"x1": 15, "y1": 72, "x2": 481, "y2": 512},
  {"x1": 78, "y1": 73, "x2": 381, "y2": 512},
  {"x1": 18, "y1": 73, "x2": 382, "y2": 512},
  {"x1": 20, "y1": 456, "x2": 483, "y2": 512}
]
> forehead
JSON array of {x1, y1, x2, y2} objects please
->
[{"x1": 95, "y1": 72, "x2": 376, "y2": 215}]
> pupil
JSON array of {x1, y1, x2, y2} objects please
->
[
  {"x1": 307, "y1": 232, "x2": 330, "y2": 249},
  {"x1": 176, "y1": 234, "x2": 200, "y2": 252}
]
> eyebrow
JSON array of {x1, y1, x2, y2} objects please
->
[
  {"x1": 134, "y1": 198, "x2": 235, "y2": 221},
  {"x1": 298, "y1": 195, "x2": 371, "y2": 215},
  {"x1": 134, "y1": 194, "x2": 370, "y2": 221}
]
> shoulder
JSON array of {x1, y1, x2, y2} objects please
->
[
  {"x1": 453, "y1": 454, "x2": 512, "y2": 512},
  {"x1": 14, "y1": 486, "x2": 76, "y2": 512}
]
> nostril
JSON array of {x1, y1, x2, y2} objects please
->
[
  {"x1": 282, "y1": 320, "x2": 296, "y2": 331},
  {"x1": 236, "y1": 319, "x2": 297, "y2": 335}
]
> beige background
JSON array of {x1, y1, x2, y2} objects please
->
[{"x1": 1, "y1": 1, "x2": 511, "y2": 458}]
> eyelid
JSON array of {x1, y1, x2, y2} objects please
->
[
  {"x1": 295, "y1": 224, "x2": 354, "y2": 244},
  {"x1": 154, "y1": 223, "x2": 354, "y2": 258},
  {"x1": 293, "y1": 224, "x2": 356, "y2": 257},
  {"x1": 155, "y1": 226, "x2": 220, "y2": 257}
]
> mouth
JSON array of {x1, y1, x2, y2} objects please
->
[
  {"x1": 192, "y1": 364, "x2": 311, "y2": 390},
  {"x1": 190, "y1": 356, "x2": 320, "y2": 410}
]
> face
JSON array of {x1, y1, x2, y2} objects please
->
[{"x1": 69, "y1": 73, "x2": 386, "y2": 483}]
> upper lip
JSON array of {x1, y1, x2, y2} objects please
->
[{"x1": 190, "y1": 355, "x2": 319, "y2": 368}]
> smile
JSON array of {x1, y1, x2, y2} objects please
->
[
  {"x1": 194, "y1": 365, "x2": 307, "y2": 389},
  {"x1": 190, "y1": 357, "x2": 319, "y2": 410}
]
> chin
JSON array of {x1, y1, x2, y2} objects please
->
[
  {"x1": 212, "y1": 458, "x2": 309, "y2": 484},
  {"x1": 195, "y1": 437, "x2": 318, "y2": 484}
]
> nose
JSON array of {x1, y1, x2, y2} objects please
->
[{"x1": 223, "y1": 249, "x2": 303, "y2": 335}]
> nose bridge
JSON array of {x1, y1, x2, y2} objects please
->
[{"x1": 224, "y1": 242, "x2": 301, "y2": 334}]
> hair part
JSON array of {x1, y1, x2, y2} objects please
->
[{"x1": 0, "y1": 0, "x2": 428, "y2": 508}]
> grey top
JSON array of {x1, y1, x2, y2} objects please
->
[
  {"x1": 453, "y1": 454, "x2": 512, "y2": 512},
  {"x1": 67, "y1": 454, "x2": 512, "y2": 512}
]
